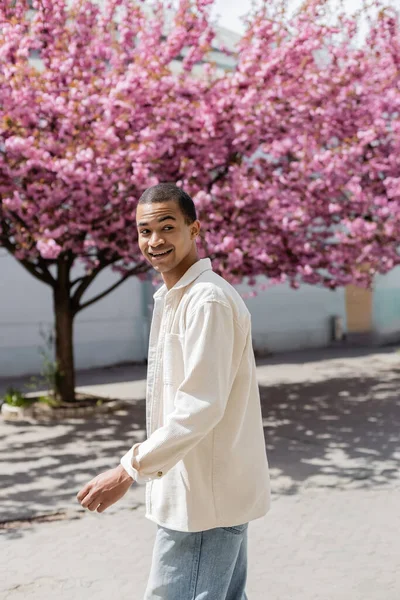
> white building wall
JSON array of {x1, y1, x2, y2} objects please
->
[
  {"x1": 0, "y1": 250, "x2": 147, "y2": 378},
  {"x1": 236, "y1": 277, "x2": 347, "y2": 354},
  {"x1": 1, "y1": 252, "x2": 349, "y2": 377},
  {"x1": 372, "y1": 265, "x2": 400, "y2": 343}
]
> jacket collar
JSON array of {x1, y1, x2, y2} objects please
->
[{"x1": 153, "y1": 258, "x2": 212, "y2": 299}]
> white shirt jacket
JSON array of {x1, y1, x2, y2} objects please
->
[{"x1": 121, "y1": 258, "x2": 270, "y2": 532}]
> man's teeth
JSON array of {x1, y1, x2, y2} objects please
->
[{"x1": 151, "y1": 249, "x2": 171, "y2": 256}]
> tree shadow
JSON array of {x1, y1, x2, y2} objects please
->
[
  {"x1": 260, "y1": 372, "x2": 400, "y2": 495},
  {"x1": 1, "y1": 366, "x2": 400, "y2": 539},
  {"x1": 0, "y1": 400, "x2": 147, "y2": 536}
]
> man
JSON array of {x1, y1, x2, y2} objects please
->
[{"x1": 77, "y1": 183, "x2": 270, "y2": 599}]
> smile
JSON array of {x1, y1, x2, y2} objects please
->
[{"x1": 148, "y1": 248, "x2": 173, "y2": 258}]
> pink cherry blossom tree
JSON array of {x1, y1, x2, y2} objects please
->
[{"x1": 1, "y1": 0, "x2": 399, "y2": 402}]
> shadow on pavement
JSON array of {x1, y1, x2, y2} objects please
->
[
  {"x1": 260, "y1": 373, "x2": 400, "y2": 495},
  {"x1": 2, "y1": 365, "x2": 400, "y2": 539},
  {"x1": 0, "y1": 400, "x2": 147, "y2": 536}
]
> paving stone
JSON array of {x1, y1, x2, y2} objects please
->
[{"x1": 1, "y1": 347, "x2": 400, "y2": 599}]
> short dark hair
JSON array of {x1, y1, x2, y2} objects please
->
[{"x1": 138, "y1": 183, "x2": 197, "y2": 225}]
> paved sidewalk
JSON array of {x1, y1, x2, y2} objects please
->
[
  {"x1": 2, "y1": 489, "x2": 399, "y2": 600},
  {"x1": 1, "y1": 346, "x2": 400, "y2": 599}
]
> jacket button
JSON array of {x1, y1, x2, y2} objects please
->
[{"x1": 157, "y1": 471, "x2": 163, "y2": 477}]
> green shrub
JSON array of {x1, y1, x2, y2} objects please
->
[
  {"x1": 3, "y1": 387, "x2": 32, "y2": 408},
  {"x1": 38, "y1": 395, "x2": 60, "y2": 407}
]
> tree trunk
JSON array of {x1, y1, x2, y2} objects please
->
[{"x1": 53, "y1": 258, "x2": 76, "y2": 403}]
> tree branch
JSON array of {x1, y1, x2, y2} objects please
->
[
  {"x1": 1, "y1": 210, "x2": 57, "y2": 284},
  {"x1": 7, "y1": 246, "x2": 55, "y2": 285},
  {"x1": 207, "y1": 153, "x2": 242, "y2": 192},
  {"x1": 70, "y1": 275, "x2": 87, "y2": 288},
  {"x1": 71, "y1": 257, "x2": 113, "y2": 311},
  {"x1": 0, "y1": 225, "x2": 56, "y2": 286},
  {"x1": 75, "y1": 262, "x2": 150, "y2": 314},
  {"x1": 23, "y1": 257, "x2": 56, "y2": 286}
]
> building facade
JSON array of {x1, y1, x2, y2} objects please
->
[
  {"x1": 2, "y1": 243, "x2": 400, "y2": 378},
  {"x1": 2, "y1": 12, "x2": 400, "y2": 378}
]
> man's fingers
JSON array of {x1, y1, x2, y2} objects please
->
[
  {"x1": 87, "y1": 496, "x2": 102, "y2": 512},
  {"x1": 76, "y1": 485, "x2": 91, "y2": 502},
  {"x1": 79, "y1": 488, "x2": 99, "y2": 509},
  {"x1": 76, "y1": 467, "x2": 131, "y2": 514}
]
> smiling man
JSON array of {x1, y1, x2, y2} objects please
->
[{"x1": 77, "y1": 183, "x2": 270, "y2": 599}]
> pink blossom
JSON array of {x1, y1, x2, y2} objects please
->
[
  {"x1": 0, "y1": 0, "x2": 399, "y2": 294},
  {"x1": 36, "y1": 239, "x2": 62, "y2": 259}
]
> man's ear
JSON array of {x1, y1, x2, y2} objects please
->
[{"x1": 191, "y1": 220, "x2": 201, "y2": 239}]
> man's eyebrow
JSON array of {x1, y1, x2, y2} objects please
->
[{"x1": 137, "y1": 215, "x2": 177, "y2": 227}]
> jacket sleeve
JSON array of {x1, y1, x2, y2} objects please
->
[{"x1": 120, "y1": 299, "x2": 236, "y2": 483}]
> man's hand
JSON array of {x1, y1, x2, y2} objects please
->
[{"x1": 76, "y1": 464, "x2": 134, "y2": 514}]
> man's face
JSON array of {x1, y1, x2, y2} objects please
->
[{"x1": 136, "y1": 200, "x2": 199, "y2": 274}]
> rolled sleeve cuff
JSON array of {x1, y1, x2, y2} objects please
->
[{"x1": 120, "y1": 443, "x2": 155, "y2": 484}]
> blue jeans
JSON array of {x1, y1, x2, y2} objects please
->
[{"x1": 144, "y1": 523, "x2": 249, "y2": 599}]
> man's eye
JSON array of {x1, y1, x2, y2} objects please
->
[
  {"x1": 140, "y1": 230, "x2": 150, "y2": 235},
  {"x1": 164, "y1": 226, "x2": 173, "y2": 231}
]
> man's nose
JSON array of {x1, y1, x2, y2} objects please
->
[{"x1": 149, "y1": 232, "x2": 165, "y2": 247}]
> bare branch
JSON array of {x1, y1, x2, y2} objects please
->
[
  {"x1": 71, "y1": 258, "x2": 112, "y2": 311},
  {"x1": 0, "y1": 225, "x2": 56, "y2": 286},
  {"x1": 70, "y1": 275, "x2": 86, "y2": 288},
  {"x1": 6, "y1": 246, "x2": 55, "y2": 286},
  {"x1": 75, "y1": 263, "x2": 149, "y2": 314}
]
